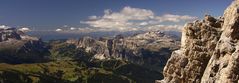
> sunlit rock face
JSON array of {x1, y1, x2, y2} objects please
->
[
  {"x1": 158, "y1": 0, "x2": 239, "y2": 83},
  {"x1": 158, "y1": 15, "x2": 222, "y2": 83},
  {"x1": 202, "y1": 0, "x2": 239, "y2": 82},
  {"x1": 66, "y1": 31, "x2": 180, "y2": 70},
  {"x1": 0, "y1": 27, "x2": 49, "y2": 63}
]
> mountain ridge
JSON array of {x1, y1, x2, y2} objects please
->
[
  {"x1": 0, "y1": 27, "x2": 49, "y2": 64},
  {"x1": 65, "y1": 31, "x2": 179, "y2": 67}
]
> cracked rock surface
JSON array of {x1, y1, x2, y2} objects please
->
[{"x1": 158, "y1": 0, "x2": 239, "y2": 83}]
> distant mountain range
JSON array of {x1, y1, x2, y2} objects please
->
[
  {"x1": 0, "y1": 27, "x2": 180, "y2": 83},
  {"x1": 27, "y1": 30, "x2": 181, "y2": 41},
  {"x1": 0, "y1": 28, "x2": 49, "y2": 63},
  {"x1": 65, "y1": 30, "x2": 180, "y2": 71}
]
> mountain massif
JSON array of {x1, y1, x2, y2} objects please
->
[
  {"x1": 0, "y1": 27, "x2": 180, "y2": 83},
  {"x1": 0, "y1": 28, "x2": 49, "y2": 63},
  {"x1": 66, "y1": 31, "x2": 179, "y2": 71},
  {"x1": 158, "y1": 0, "x2": 239, "y2": 83}
]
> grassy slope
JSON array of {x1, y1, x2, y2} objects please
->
[
  {"x1": 0, "y1": 41, "x2": 165, "y2": 83},
  {"x1": 0, "y1": 60, "x2": 163, "y2": 83}
]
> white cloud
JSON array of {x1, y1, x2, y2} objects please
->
[
  {"x1": 19, "y1": 27, "x2": 31, "y2": 32},
  {"x1": 140, "y1": 22, "x2": 149, "y2": 26},
  {"x1": 0, "y1": 25, "x2": 11, "y2": 29},
  {"x1": 104, "y1": 9, "x2": 112, "y2": 15},
  {"x1": 155, "y1": 14, "x2": 197, "y2": 22},
  {"x1": 89, "y1": 16, "x2": 98, "y2": 20},
  {"x1": 56, "y1": 29, "x2": 63, "y2": 32},
  {"x1": 78, "y1": 27, "x2": 95, "y2": 32},
  {"x1": 81, "y1": 6, "x2": 155, "y2": 32},
  {"x1": 63, "y1": 25, "x2": 68, "y2": 27},
  {"x1": 70, "y1": 27, "x2": 76, "y2": 30},
  {"x1": 138, "y1": 24, "x2": 183, "y2": 31},
  {"x1": 81, "y1": 6, "x2": 197, "y2": 32}
]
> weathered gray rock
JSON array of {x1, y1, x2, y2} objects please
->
[
  {"x1": 158, "y1": 0, "x2": 239, "y2": 83},
  {"x1": 158, "y1": 15, "x2": 222, "y2": 83},
  {"x1": 201, "y1": 0, "x2": 239, "y2": 82},
  {"x1": 0, "y1": 28, "x2": 21, "y2": 41},
  {"x1": 67, "y1": 31, "x2": 180, "y2": 71},
  {"x1": 0, "y1": 27, "x2": 49, "y2": 63}
]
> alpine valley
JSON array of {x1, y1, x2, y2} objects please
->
[
  {"x1": 0, "y1": 0, "x2": 236, "y2": 83},
  {"x1": 0, "y1": 27, "x2": 179, "y2": 83}
]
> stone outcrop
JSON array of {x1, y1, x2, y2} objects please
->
[
  {"x1": 158, "y1": 0, "x2": 239, "y2": 83},
  {"x1": 201, "y1": 1, "x2": 239, "y2": 82},
  {"x1": 67, "y1": 31, "x2": 180, "y2": 71}
]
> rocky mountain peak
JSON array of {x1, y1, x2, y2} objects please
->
[
  {"x1": 132, "y1": 30, "x2": 166, "y2": 39},
  {"x1": 0, "y1": 27, "x2": 39, "y2": 42},
  {"x1": 0, "y1": 28, "x2": 21, "y2": 41},
  {"x1": 157, "y1": 0, "x2": 239, "y2": 83},
  {"x1": 66, "y1": 31, "x2": 180, "y2": 66},
  {"x1": 0, "y1": 26, "x2": 49, "y2": 64}
]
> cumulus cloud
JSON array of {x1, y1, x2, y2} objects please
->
[
  {"x1": 81, "y1": 6, "x2": 154, "y2": 31},
  {"x1": 155, "y1": 14, "x2": 197, "y2": 22},
  {"x1": 88, "y1": 16, "x2": 98, "y2": 20},
  {"x1": 70, "y1": 27, "x2": 76, "y2": 30},
  {"x1": 142, "y1": 25, "x2": 184, "y2": 31},
  {"x1": 78, "y1": 27, "x2": 95, "y2": 32},
  {"x1": 81, "y1": 6, "x2": 197, "y2": 32},
  {"x1": 140, "y1": 22, "x2": 149, "y2": 26},
  {"x1": 19, "y1": 27, "x2": 31, "y2": 32},
  {"x1": 0, "y1": 25, "x2": 11, "y2": 29},
  {"x1": 56, "y1": 29, "x2": 63, "y2": 32}
]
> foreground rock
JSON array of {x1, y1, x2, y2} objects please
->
[
  {"x1": 0, "y1": 27, "x2": 49, "y2": 63},
  {"x1": 158, "y1": 0, "x2": 239, "y2": 83},
  {"x1": 66, "y1": 31, "x2": 180, "y2": 71}
]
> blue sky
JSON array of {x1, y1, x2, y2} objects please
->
[{"x1": 0, "y1": 0, "x2": 233, "y2": 32}]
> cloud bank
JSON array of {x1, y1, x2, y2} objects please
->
[
  {"x1": 80, "y1": 6, "x2": 197, "y2": 32},
  {"x1": 19, "y1": 27, "x2": 31, "y2": 32},
  {"x1": 0, "y1": 25, "x2": 11, "y2": 29}
]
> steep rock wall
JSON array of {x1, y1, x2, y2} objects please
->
[{"x1": 158, "y1": 0, "x2": 239, "y2": 83}]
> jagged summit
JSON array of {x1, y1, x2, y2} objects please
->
[
  {"x1": 0, "y1": 26, "x2": 49, "y2": 63},
  {"x1": 0, "y1": 27, "x2": 38, "y2": 42},
  {"x1": 132, "y1": 30, "x2": 166, "y2": 39},
  {"x1": 158, "y1": 0, "x2": 239, "y2": 83},
  {"x1": 0, "y1": 28, "x2": 21, "y2": 41},
  {"x1": 66, "y1": 31, "x2": 180, "y2": 69}
]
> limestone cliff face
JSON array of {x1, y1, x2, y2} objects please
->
[
  {"x1": 201, "y1": 1, "x2": 239, "y2": 82},
  {"x1": 66, "y1": 31, "x2": 180, "y2": 71},
  {"x1": 67, "y1": 31, "x2": 179, "y2": 61},
  {"x1": 159, "y1": 15, "x2": 223, "y2": 83},
  {"x1": 158, "y1": 0, "x2": 239, "y2": 83}
]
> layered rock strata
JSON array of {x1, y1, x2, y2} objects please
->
[{"x1": 158, "y1": 0, "x2": 239, "y2": 83}]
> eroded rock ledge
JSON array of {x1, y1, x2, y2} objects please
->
[{"x1": 158, "y1": 0, "x2": 239, "y2": 83}]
